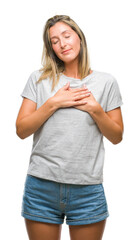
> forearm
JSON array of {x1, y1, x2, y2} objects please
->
[
  {"x1": 89, "y1": 104, "x2": 123, "y2": 144},
  {"x1": 16, "y1": 98, "x2": 58, "y2": 139}
]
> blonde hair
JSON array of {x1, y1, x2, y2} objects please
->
[{"x1": 38, "y1": 15, "x2": 91, "y2": 91}]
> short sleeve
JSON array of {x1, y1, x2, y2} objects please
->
[
  {"x1": 21, "y1": 71, "x2": 37, "y2": 103},
  {"x1": 106, "y1": 77, "x2": 123, "y2": 112}
]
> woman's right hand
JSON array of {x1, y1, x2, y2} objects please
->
[
  {"x1": 51, "y1": 82, "x2": 91, "y2": 109},
  {"x1": 16, "y1": 82, "x2": 91, "y2": 139}
]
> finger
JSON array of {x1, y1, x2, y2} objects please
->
[
  {"x1": 69, "y1": 87, "x2": 91, "y2": 96},
  {"x1": 74, "y1": 89, "x2": 91, "y2": 95},
  {"x1": 73, "y1": 92, "x2": 91, "y2": 100},
  {"x1": 71, "y1": 87, "x2": 89, "y2": 93},
  {"x1": 63, "y1": 82, "x2": 70, "y2": 89},
  {"x1": 73, "y1": 100, "x2": 87, "y2": 105},
  {"x1": 83, "y1": 84, "x2": 88, "y2": 89}
]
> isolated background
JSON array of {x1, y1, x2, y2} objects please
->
[{"x1": 1, "y1": 0, "x2": 139, "y2": 239}]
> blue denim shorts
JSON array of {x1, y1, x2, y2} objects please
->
[{"x1": 21, "y1": 175, "x2": 109, "y2": 225}]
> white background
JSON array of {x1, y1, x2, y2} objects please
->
[{"x1": 1, "y1": 0, "x2": 139, "y2": 239}]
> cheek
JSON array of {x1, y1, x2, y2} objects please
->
[
  {"x1": 71, "y1": 36, "x2": 81, "y2": 52},
  {"x1": 52, "y1": 45, "x2": 58, "y2": 54}
]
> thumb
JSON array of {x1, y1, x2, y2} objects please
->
[{"x1": 63, "y1": 82, "x2": 70, "y2": 90}]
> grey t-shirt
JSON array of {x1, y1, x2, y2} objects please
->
[{"x1": 21, "y1": 69, "x2": 123, "y2": 185}]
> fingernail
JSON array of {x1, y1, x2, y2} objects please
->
[{"x1": 83, "y1": 84, "x2": 87, "y2": 89}]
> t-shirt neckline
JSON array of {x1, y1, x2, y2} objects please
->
[{"x1": 61, "y1": 70, "x2": 95, "y2": 81}]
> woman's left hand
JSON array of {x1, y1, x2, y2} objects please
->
[
  {"x1": 68, "y1": 86, "x2": 99, "y2": 114},
  {"x1": 68, "y1": 85, "x2": 124, "y2": 144}
]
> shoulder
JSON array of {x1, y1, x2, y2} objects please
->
[
  {"x1": 94, "y1": 70, "x2": 117, "y2": 84},
  {"x1": 29, "y1": 69, "x2": 43, "y2": 82}
]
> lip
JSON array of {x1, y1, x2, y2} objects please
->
[{"x1": 62, "y1": 49, "x2": 72, "y2": 54}]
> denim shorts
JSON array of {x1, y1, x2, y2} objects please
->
[{"x1": 21, "y1": 174, "x2": 109, "y2": 225}]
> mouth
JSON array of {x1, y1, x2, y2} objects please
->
[{"x1": 62, "y1": 49, "x2": 72, "y2": 54}]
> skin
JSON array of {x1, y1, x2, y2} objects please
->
[
  {"x1": 49, "y1": 21, "x2": 81, "y2": 78},
  {"x1": 16, "y1": 21, "x2": 124, "y2": 239}
]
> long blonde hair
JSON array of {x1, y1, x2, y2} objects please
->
[{"x1": 38, "y1": 15, "x2": 91, "y2": 91}]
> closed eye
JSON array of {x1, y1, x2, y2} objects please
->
[
  {"x1": 52, "y1": 36, "x2": 70, "y2": 44},
  {"x1": 53, "y1": 41, "x2": 58, "y2": 44}
]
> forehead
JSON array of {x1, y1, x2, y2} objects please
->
[{"x1": 49, "y1": 22, "x2": 73, "y2": 38}]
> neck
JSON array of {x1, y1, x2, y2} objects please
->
[{"x1": 63, "y1": 59, "x2": 80, "y2": 79}]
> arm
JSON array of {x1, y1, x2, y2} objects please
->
[
  {"x1": 16, "y1": 82, "x2": 91, "y2": 139},
  {"x1": 73, "y1": 92, "x2": 124, "y2": 145},
  {"x1": 89, "y1": 104, "x2": 124, "y2": 144},
  {"x1": 16, "y1": 97, "x2": 57, "y2": 139}
]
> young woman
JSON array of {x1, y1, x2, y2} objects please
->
[{"x1": 16, "y1": 15, "x2": 124, "y2": 240}]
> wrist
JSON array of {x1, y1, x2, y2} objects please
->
[
  {"x1": 89, "y1": 102, "x2": 103, "y2": 117},
  {"x1": 47, "y1": 97, "x2": 60, "y2": 111}
]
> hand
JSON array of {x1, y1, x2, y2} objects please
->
[
  {"x1": 69, "y1": 85, "x2": 99, "y2": 114},
  {"x1": 51, "y1": 82, "x2": 91, "y2": 109}
]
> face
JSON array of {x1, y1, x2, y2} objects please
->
[{"x1": 49, "y1": 21, "x2": 81, "y2": 64}]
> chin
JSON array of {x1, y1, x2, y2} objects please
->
[{"x1": 61, "y1": 56, "x2": 79, "y2": 64}]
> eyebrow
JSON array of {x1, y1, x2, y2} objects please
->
[{"x1": 50, "y1": 30, "x2": 71, "y2": 40}]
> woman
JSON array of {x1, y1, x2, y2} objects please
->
[{"x1": 16, "y1": 15, "x2": 124, "y2": 240}]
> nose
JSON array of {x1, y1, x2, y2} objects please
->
[{"x1": 60, "y1": 39, "x2": 67, "y2": 48}]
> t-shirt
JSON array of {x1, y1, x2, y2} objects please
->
[{"x1": 21, "y1": 69, "x2": 123, "y2": 185}]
